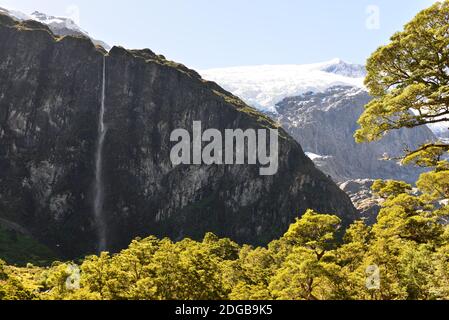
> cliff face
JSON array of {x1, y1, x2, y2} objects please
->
[
  {"x1": 276, "y1": 86, "x2": 437, "y2": 183},
  {"x1": 0, "y1": 14, "x2": 357, "y2": 258}
]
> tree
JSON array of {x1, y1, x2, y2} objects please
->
[
  {"x1": 371, "y1": 180, "x2": 412, "y2": 200},
  {"x1": 430, "y1": 232, "x2": 449, "y2": 299},
  {"x1": 227, "y1": 245, "x2": 275, "y2": 300},
  {"x1": 281, "y1": 209, "x2": 341, "y2": 256},
  {"x1": 351, "y1": 1, "x2": 449, "y2": 300},
  {"x1": 364, "y1": 176, "x2": 445, "y2": 299},
  {"x1": 268, "y1": 210, "x2": 343, "y2": 300},
  {"x1": 0, "y1": 260, "x2": 36, "y2": 300},
  {"x1": 355, "y1": 1, "x2": 449, "y2": 165}
]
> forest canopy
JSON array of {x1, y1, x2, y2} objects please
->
[{"x1": 2, "y1": 199, "x2": 449, "y2": 300}]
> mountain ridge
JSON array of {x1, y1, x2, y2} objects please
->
[{"x1": 0, "y1": 6, "x2": 111, "y2": 50}]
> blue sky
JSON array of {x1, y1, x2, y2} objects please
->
[{"x1": 0, "y1": 0, "x2": 439, "y2": 69}]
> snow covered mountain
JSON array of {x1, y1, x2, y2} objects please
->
[
  {"x1": 0, "y1": 7, "x2": 110, "y2": 50},
  {"x1": 200, "y1": 59, "x2": 366, "y2": 112}
]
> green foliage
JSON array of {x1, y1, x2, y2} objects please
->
[
  {"x1": 417, "y1": 161, "x2": 449, "y2": 200},
  {"x1": 355, "y1": 0, "x2": 449, "y2": 166},
  {"x1": 371, "y1": 180, "x2": 412, "y2": 200},
  {"x1": 282, "y1": 210, "x2": 341, "y2": 252},
  {"x1": 0, "y1": 259, "x2": 41, "y2": 300},
  {"x1": 0, "y1": 226, "x2": 57, "y2": 266},
  {"x1": 2, "y1": 200, "x2": 449, "y2": 300}
]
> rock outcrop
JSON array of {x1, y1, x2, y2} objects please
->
[
  {"x1": 339, "y1": 179, "x2": 383, "y2": 225},
  {"x1": 0, "y1": 14, "x2": 357, "y2": 258}
]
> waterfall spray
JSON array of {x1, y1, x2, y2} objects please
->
[{"x1": 94, "y1": 56, "x2": 108, "y2": 252}]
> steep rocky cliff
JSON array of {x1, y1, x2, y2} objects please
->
[
  {"x1": 275, "y1": 86, "x2": 437, "y2": 183},
  {"x1": 0, "y1": 13, "x2": 357, "y2": 258}
]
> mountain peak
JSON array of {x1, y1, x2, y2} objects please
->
[
  {"x1": 328, "y1": 58, "x2": 345, "y2": 64},
  {"x1": 29, "y1": 11, "x2": 86, "y2": 34},
  {"x1": 31, "y1": 11, "x2": 56, "y2": 20},
  {"x1": 320, "y1": 59, "x2": 366, "y2": 78},
  {"x1": 0, "y1": 6, "x2": 110, "y2": 50}
]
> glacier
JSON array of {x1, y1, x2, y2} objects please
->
[{"x1": 200, "y1": 59, "x2": 366, "y2": 113}]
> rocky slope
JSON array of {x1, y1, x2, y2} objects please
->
[
  {"x1": 339, "y1": 179, "x2": 382, "y2": 225},
  {"x1": 0, "y1": 13, "x2": 357, "y2": 258},
  {"x1": 275, "y1": 86, "x2": 437, "y2": 183}
]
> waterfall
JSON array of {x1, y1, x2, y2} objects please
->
[{"x1": 94, "y1": 56, "x2": 108, "y2": 252}]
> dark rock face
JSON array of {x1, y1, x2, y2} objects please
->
[
  {"x1": 0, "y1": 14, "x2": 357, "y2": 258},
  {"x1": 275, "y1": 86, "x2": 437, "y2": 183}
]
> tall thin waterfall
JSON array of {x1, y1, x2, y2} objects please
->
[{"x1": 94, "y1": 56, "x2": 108, "y2": 252}]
